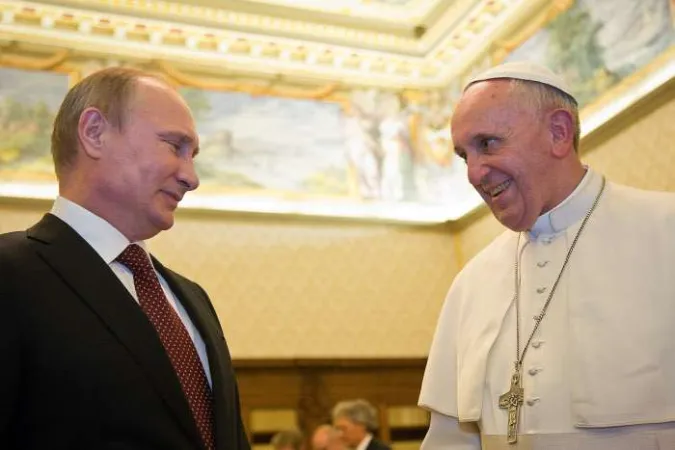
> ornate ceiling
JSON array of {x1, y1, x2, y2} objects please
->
[{"x1": 0, "y1": 0, "x2": 558, "y2": 89}]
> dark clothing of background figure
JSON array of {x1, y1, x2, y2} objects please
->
[{"x1": 367, "y1": 438, "x2": 392, "y2": 450}]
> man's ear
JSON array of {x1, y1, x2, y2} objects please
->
[
  {"x1": 78, "y1": 107, "x2": 109, "y2": 159},
  {"x1": 549, "y1": 109, "x2": 575, "y2": 158}
]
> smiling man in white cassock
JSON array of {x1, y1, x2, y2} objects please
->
[{"x1": 418, "y1": 61, "x2": 675, "y2": 449}]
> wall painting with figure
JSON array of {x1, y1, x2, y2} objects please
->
[
  {"x1": 180, "y1": 86, "x2": 479, "y2": 222},
  {"x1": 0, "y1": 64, "x2": 478, "y2": 224}
]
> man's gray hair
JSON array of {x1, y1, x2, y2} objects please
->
[
  {"x1": 271, "y1": 429, "x2": 304, "y2": 450},
  {"x1": 331, "y1": 399, "x2": 379, "y2": 432},
  {"x1": 509, "y1": 78, "x2": 581, "y2": 153}
]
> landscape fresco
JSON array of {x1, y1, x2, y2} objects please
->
[
  {"x1": 0, "y1": 67, "x2": 69, "y2": 183},
  {"x1": 182, "y1": 88, "x2": 350, "y2": 197},
  {"x1": 0, "y1": 66, "x2": 476, "y2": 218},
  {"x1": 181, "y1": 87, "x2": 476, "y2": 208},
  {"x1": 504, "y1": 0, "x2": 674, "y2": 108}
]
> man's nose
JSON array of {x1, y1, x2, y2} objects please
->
[
  {"x1": 466, "y1": 153, "x2": 489, "y2": 187},
  {"x1": 179, "y1": 158, "x2": 200, "y2": 192}
]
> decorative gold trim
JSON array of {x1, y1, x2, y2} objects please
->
[
  {"x1": 32, "y1": 0, "x2": 418, "y2": 53},
  {"x1": 157, "y1": 60, "x2": 340, "y2": 100},
  {"x1": 0, "y1": 47, "x2": 69, "y2": 71}
]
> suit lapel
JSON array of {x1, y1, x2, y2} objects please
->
[
  {"x1": 154, "y1": 260, "x2": 240, "y2": 450},
  {"x1": 27, "y1": 214, "x2": 204, "y2": 448}
]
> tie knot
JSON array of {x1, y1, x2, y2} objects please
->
[{"x1": 116, "y1": 244, "x2": 153, "y2": 275}]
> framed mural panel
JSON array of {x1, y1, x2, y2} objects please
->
[
  {"x1": 493, "y1": 0, "x2": 675, "y2": 138},
  {"x1": 1, "y1": 0, "x2": 672, "y2": 223},
  {"x1": 0, "y1": 63, "x2": 478, "y2": 224}
]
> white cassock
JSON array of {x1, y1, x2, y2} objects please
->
[{"x1": 419, "y1": 169, "x2": 675, "y2": 449}]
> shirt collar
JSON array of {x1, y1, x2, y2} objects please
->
[
  {"x1": 528, "y1": 168, "x2": 603, "y2": 239},
  {"x1": 355, "y1": 433, "x2": 373, "y2": 450},
  {"x1": 50, "y1": 196, "x2": 148, "y2": 264}
]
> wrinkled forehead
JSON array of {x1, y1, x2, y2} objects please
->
[
  {"x1": 451, "y1": 80, "x2": 537, "y2": 146},
  {"x1": 458, "y1": 80, "x2": 516, "y2": 110},
  {"x1": 454, "y1": 81, "x2": 536, "y2": 124}
]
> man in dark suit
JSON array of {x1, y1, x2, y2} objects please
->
[
  {"x1": 0, "y1": 67, "x2": 250, "y2": 450},
  {"x1": 332, "y1": 399, "x2": 391, "y2": 450}
]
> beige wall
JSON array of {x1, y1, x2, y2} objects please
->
[
  {"x1": 150, "y1": 214, "x2": 458, "y2": 358},
  {"x1": 2, "y1": 80, "x2": 673, "y2": 359},
  {"x1": 0, "y1": 199, "x2": 458, "y2": 358}
]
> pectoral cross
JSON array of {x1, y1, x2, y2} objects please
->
[{"x1": 499, "y1": 365, "x2": 524, "y2": 444}]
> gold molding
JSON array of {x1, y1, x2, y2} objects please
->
[
  {"x1": 157, "y1": 60, "x2": 340, "y2": 100},
  {"x1": 0, "y1": 47, "x2": 69, "y2": 71}
]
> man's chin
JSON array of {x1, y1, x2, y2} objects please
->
[
  {"x1": 498, "y1": 219, "x2": 534, "y2": 232},
  {"x1": 493, "y1": 209, "x2": 528, "y2": 232},
  {"x1": 152, "y1": 213, "x2": 175, "y2": 232}
]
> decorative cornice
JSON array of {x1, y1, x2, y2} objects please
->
[
  {"x1": 0, "y1": 0, "x2": 543, "y2": 89},
  {"x1": 32, "y1": 0, "x2": 423, "y2": 53}
]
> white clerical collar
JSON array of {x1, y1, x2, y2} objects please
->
[
  {"x1": 528, "y1": 168, "x2": 603, "y2": 239},
  {"x1": 50, "y1": 195, "x2": 148, "y2": 264}
]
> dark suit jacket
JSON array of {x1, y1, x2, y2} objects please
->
[
  {"x1": 0, "y1": 214, "x2": 250, "y2": 450},
  {"x1": 366, "y1": 437, "x2": 392, "y2": 450}
]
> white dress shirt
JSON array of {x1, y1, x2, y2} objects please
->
[
  {"x1": 51, "y1": 196, "x2": 212, "y2": 386},
  {"x1": 355, "y1": 433, "x2": 373, "y2": 450}
]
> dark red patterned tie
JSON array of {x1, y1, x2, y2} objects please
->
[{"x1": 117, "y1": 244, "x2": 215, "y2": 450}]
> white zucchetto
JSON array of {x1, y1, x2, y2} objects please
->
[{"x1": 465, "y1": 61, "x2": 576, "y2": 102}]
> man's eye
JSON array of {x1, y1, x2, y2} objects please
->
[
  {"x1": 479, "y1": 138, "x2": 497, "y2": 151},
  {"x1": 166, "y1": 141, "x2": 181, "y2": 152}
]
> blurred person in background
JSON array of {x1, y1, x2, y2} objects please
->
[{"x1": 332, "y1": 399, "x2": 391, "y2": 450}]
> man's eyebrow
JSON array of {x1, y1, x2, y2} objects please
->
[
  {"x1": 471, "y1": 132, "x2": 497, "y2": 142},
  {"x1": 157, "y1": 131, "x2": 195, "y2": 143}
]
